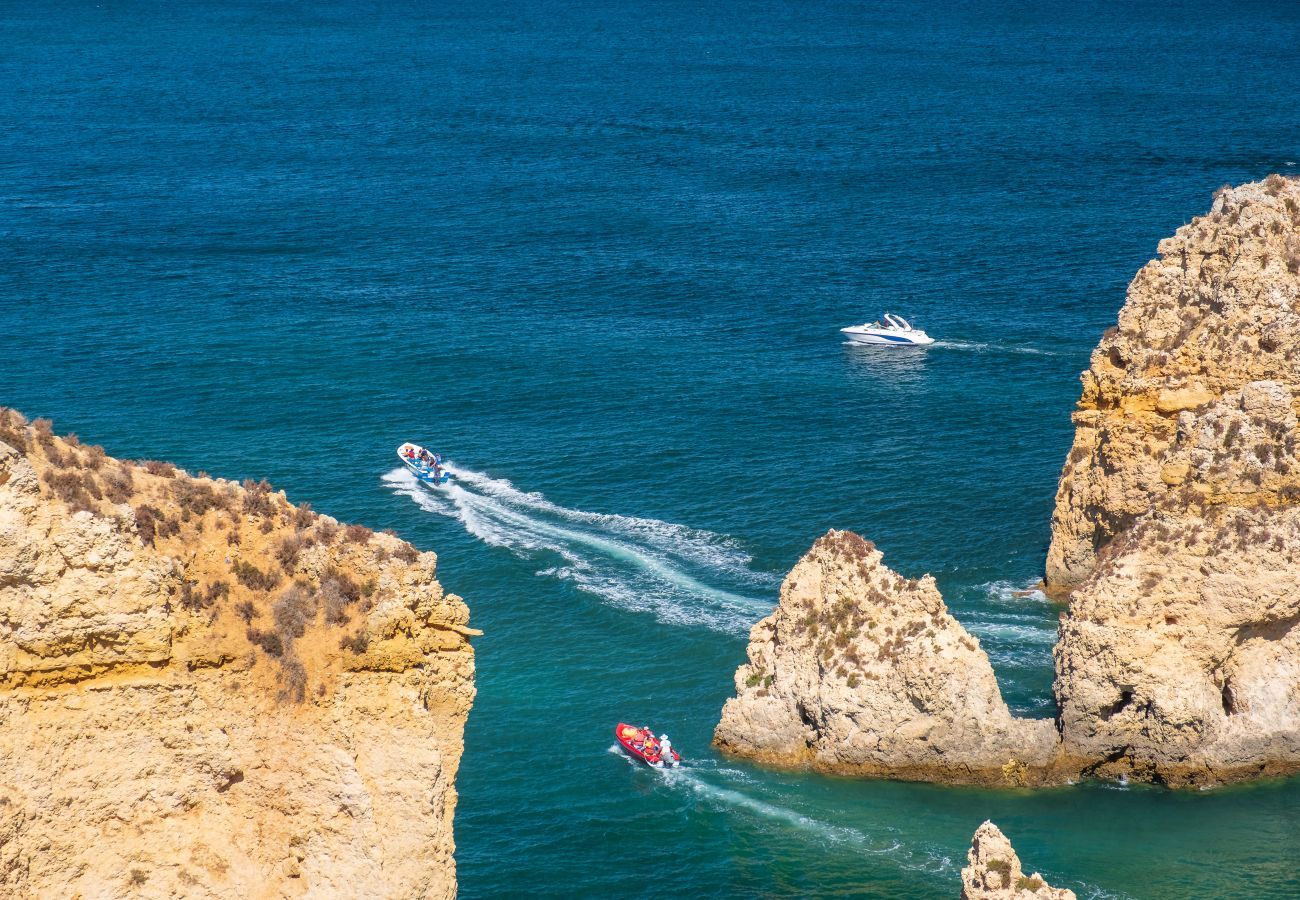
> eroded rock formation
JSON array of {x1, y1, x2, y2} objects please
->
[
  {"x1": 718, "y1": 176, "x2": 1300, "y2": 788},
  {"x1": 714, "y1": 531, "x2": 1058, "y2": 784},
  {"x1": 1050, "y1": 176, "x2": 1300, "y2": 785},
  {"x1": 960, "y1": 822, "x2": 1075, "y2": 900},
  {"x1": 1047, "y1": 174, "x2": 1300, "y2": 589},
  {"x1": 0, "y1": 411, "x2": 476, "y2": 897}
]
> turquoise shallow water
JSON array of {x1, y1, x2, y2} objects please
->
[{"x1": 4, "y1": 1, "x2": 1300, "y2": 896}]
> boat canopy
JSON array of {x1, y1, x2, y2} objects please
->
[{"x1": 883, "y1": 313, "x2": 912, "y2": 331}]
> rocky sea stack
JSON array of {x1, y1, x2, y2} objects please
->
[
  {"x1": 717, "y1": 176, "x2": 1300, "y2": 787},
  {"x1": 0, "y1": 412, "x2": 476, "y2": 896},
  {"x1": 960, "y1": 822, "x2": 1075, "y2": 900},
  {"x1": 714, "y1": 531, "x2": 1057, "y2": 784}
]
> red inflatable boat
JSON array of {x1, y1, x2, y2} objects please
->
[{"x1": 615, "y1": 723, "x2": 681, "y2": 768}]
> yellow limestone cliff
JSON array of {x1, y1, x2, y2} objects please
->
[
  {"x1": 1048, "y1": 174, "x2": 1300, "y2": 589},
  {"x1": 1050, "y1": 175, "x2": 1300, "y2": 785},
  {"x1": 0, "y1": 410, "x2": 476, "y2": 897},
  {"x1": 717, "y1": 176, "x2": 1300, "y2": 788}
]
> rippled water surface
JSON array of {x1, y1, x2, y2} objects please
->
[{"x1": 4, "y1": 1, "x2": 1300, "y2": 896}]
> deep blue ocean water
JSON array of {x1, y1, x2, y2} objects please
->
[{"x1": 4, "y1": 1, "x2": 1300, "y2": 896}]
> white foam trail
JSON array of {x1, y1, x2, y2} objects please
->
[
  {"x1": 661, "y1": 770, "x2": 1125, "y2": 898},
  {"x1": 931, "y1": 339, "x2": 1062, "y2": 357},
  {"x1": 980, "y1": 580, "x2": 1051, "y2": 604},
  {"x1": 451, "y1": 466, "x2": 781, "y2": 587},
  {"x1": 959, "y1": 580, "x2": 1059, "y2": 646},
  {"x1": 383, "y1": 467, "x2": 774, "y2": 632},
  {"x1": 965, "y1": 620, "x2": 1058, "y2": 645}
]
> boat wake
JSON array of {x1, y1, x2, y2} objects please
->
[
  {"x1": 659, "y1": 768, "x2": 1124, "y2": 899},
  {"x1": 931, "y1": 339, "x2": 1064, "y2": 357},
  {"x1": 383, "y1": 466, "x2": 777, "y2": 633}
]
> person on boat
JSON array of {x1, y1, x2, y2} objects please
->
[{"x1": 658, "y1": 734, "x2": 673, "y2": 763}]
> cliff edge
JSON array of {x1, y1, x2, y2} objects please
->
[
  {"x1": 0, "y1": 411, "x2": 476, "y2": 897},
  {"x1": 1047, "y1": 174, "x2": 1300, "y2": 589}
]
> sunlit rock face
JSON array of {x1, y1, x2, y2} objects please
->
[
  {"x1": 715, "y1": 530, "x2": 1059, "y2": 785},
  {"x1": 961, "y1": 821, "x2": 1076, "y2": 900},
  {"x1": 0, "y1": 414, "x2": 476, "y2": 897}
]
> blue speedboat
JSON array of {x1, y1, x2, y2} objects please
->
[{"x1": 397, "y1": 442, "x2": 453, "y2": 485}]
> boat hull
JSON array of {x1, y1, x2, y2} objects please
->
[
  {"x1": 615, "y1": 722, "x2": 680, "y2": 768},
  {"x1": 841, "y1": 329, "x2": 934, "y2": 346},
  {"x1": 397, "y1": 442, "x2": 452, "y2": 485}
]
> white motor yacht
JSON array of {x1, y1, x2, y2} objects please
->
[{"x1": 840, "y1": 313, "x2": 935, "y2": 346}]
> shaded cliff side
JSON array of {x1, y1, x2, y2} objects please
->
[{"x1": 0, "y1": 410, "x2": 476, "y2": 897}]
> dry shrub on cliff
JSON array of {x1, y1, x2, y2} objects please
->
[
  {"x1": 1264, "y1": 173, "x2": 1289, "y2": 196},
  {"x1": 31, "y1": 418, "x2": 55, "y2": 449},
  {"x1": 241, "y1": 478, "x2": 276, "y2": 517},
  {"x1": 82, "y1": 444, "x2": 106, "y2": 469},
  {"x1": 179, "y1": 580, "x2": 203, "y2": 612},
  {"x1": 174, "y1": 479, "x2": 223, "y2": 518},
  {"x1": 246, "y1": 627, "x2": 284, "y2": 657},
  {"x1": 232, "y1": 559, "x2": 281, "y2": 591},
  {"x1": 291, "y1": 501, "x2": 316, "y2": 529},
  {"x1": 276, "y1": 533, "x2": 305, "y2": 570},
  {"x1": 234, "y1": 600, "x2": 257, "y2": 623},
  {"x1": 339, "y1": 630, "x2": 370, "y2": 654},
  {"x1": 141, "y1": 459, "x2": 177, "y2": 478},
  {"x1": 392, "y1": 541, "x2": 419, "y2": 563},
  {"x1": 0, "y1": 408, "x2": 29, "y2": 451},
  {"x1": 42, "y1": 443, "x2": 68, "y2": 468},
  {"x1": 321, "y1": 578, "x2": 352, "y2": 624},
  {"x1": 343, "y1": 523, "x2": 374, "y2": 544},
  {"x1": 321, "y1": 566, "x2": 363, "y2": 604},
  {"x1": 273, "y1": 583, "x2": 316, "y2": 642},
  {"x1": 101, "y1": 465, "x2": 134, "y2": 503},
  {"x1": 42, "y1": 469, "x2": 102, "y2": 512},
  {"x1": 133, "y1": 504, "x2": 178, "y2": 545},
  {"x1": 181, "y1": 580, "x2": 231, "y2": 612},
  {"x1": 278, "y1": 656, "x2": 307, "y2": 703},
  {"x1": 315, "y1": 519, "x2": 340, "y2": 544}
]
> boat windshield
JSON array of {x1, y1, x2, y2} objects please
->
[{"x1": 884, "y1": 313, "x2": 911, "y2": 330}]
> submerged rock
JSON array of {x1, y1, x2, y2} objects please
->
[
  {"x1": 714, "y1": 530, "x2": 1059, "y2": 784},
  {"x1": 0, "y1": 413, "x2": 476, "y2": 896},
  {"x1": 960, "y1": 821, "x2": 1075, "y2": 900}
]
